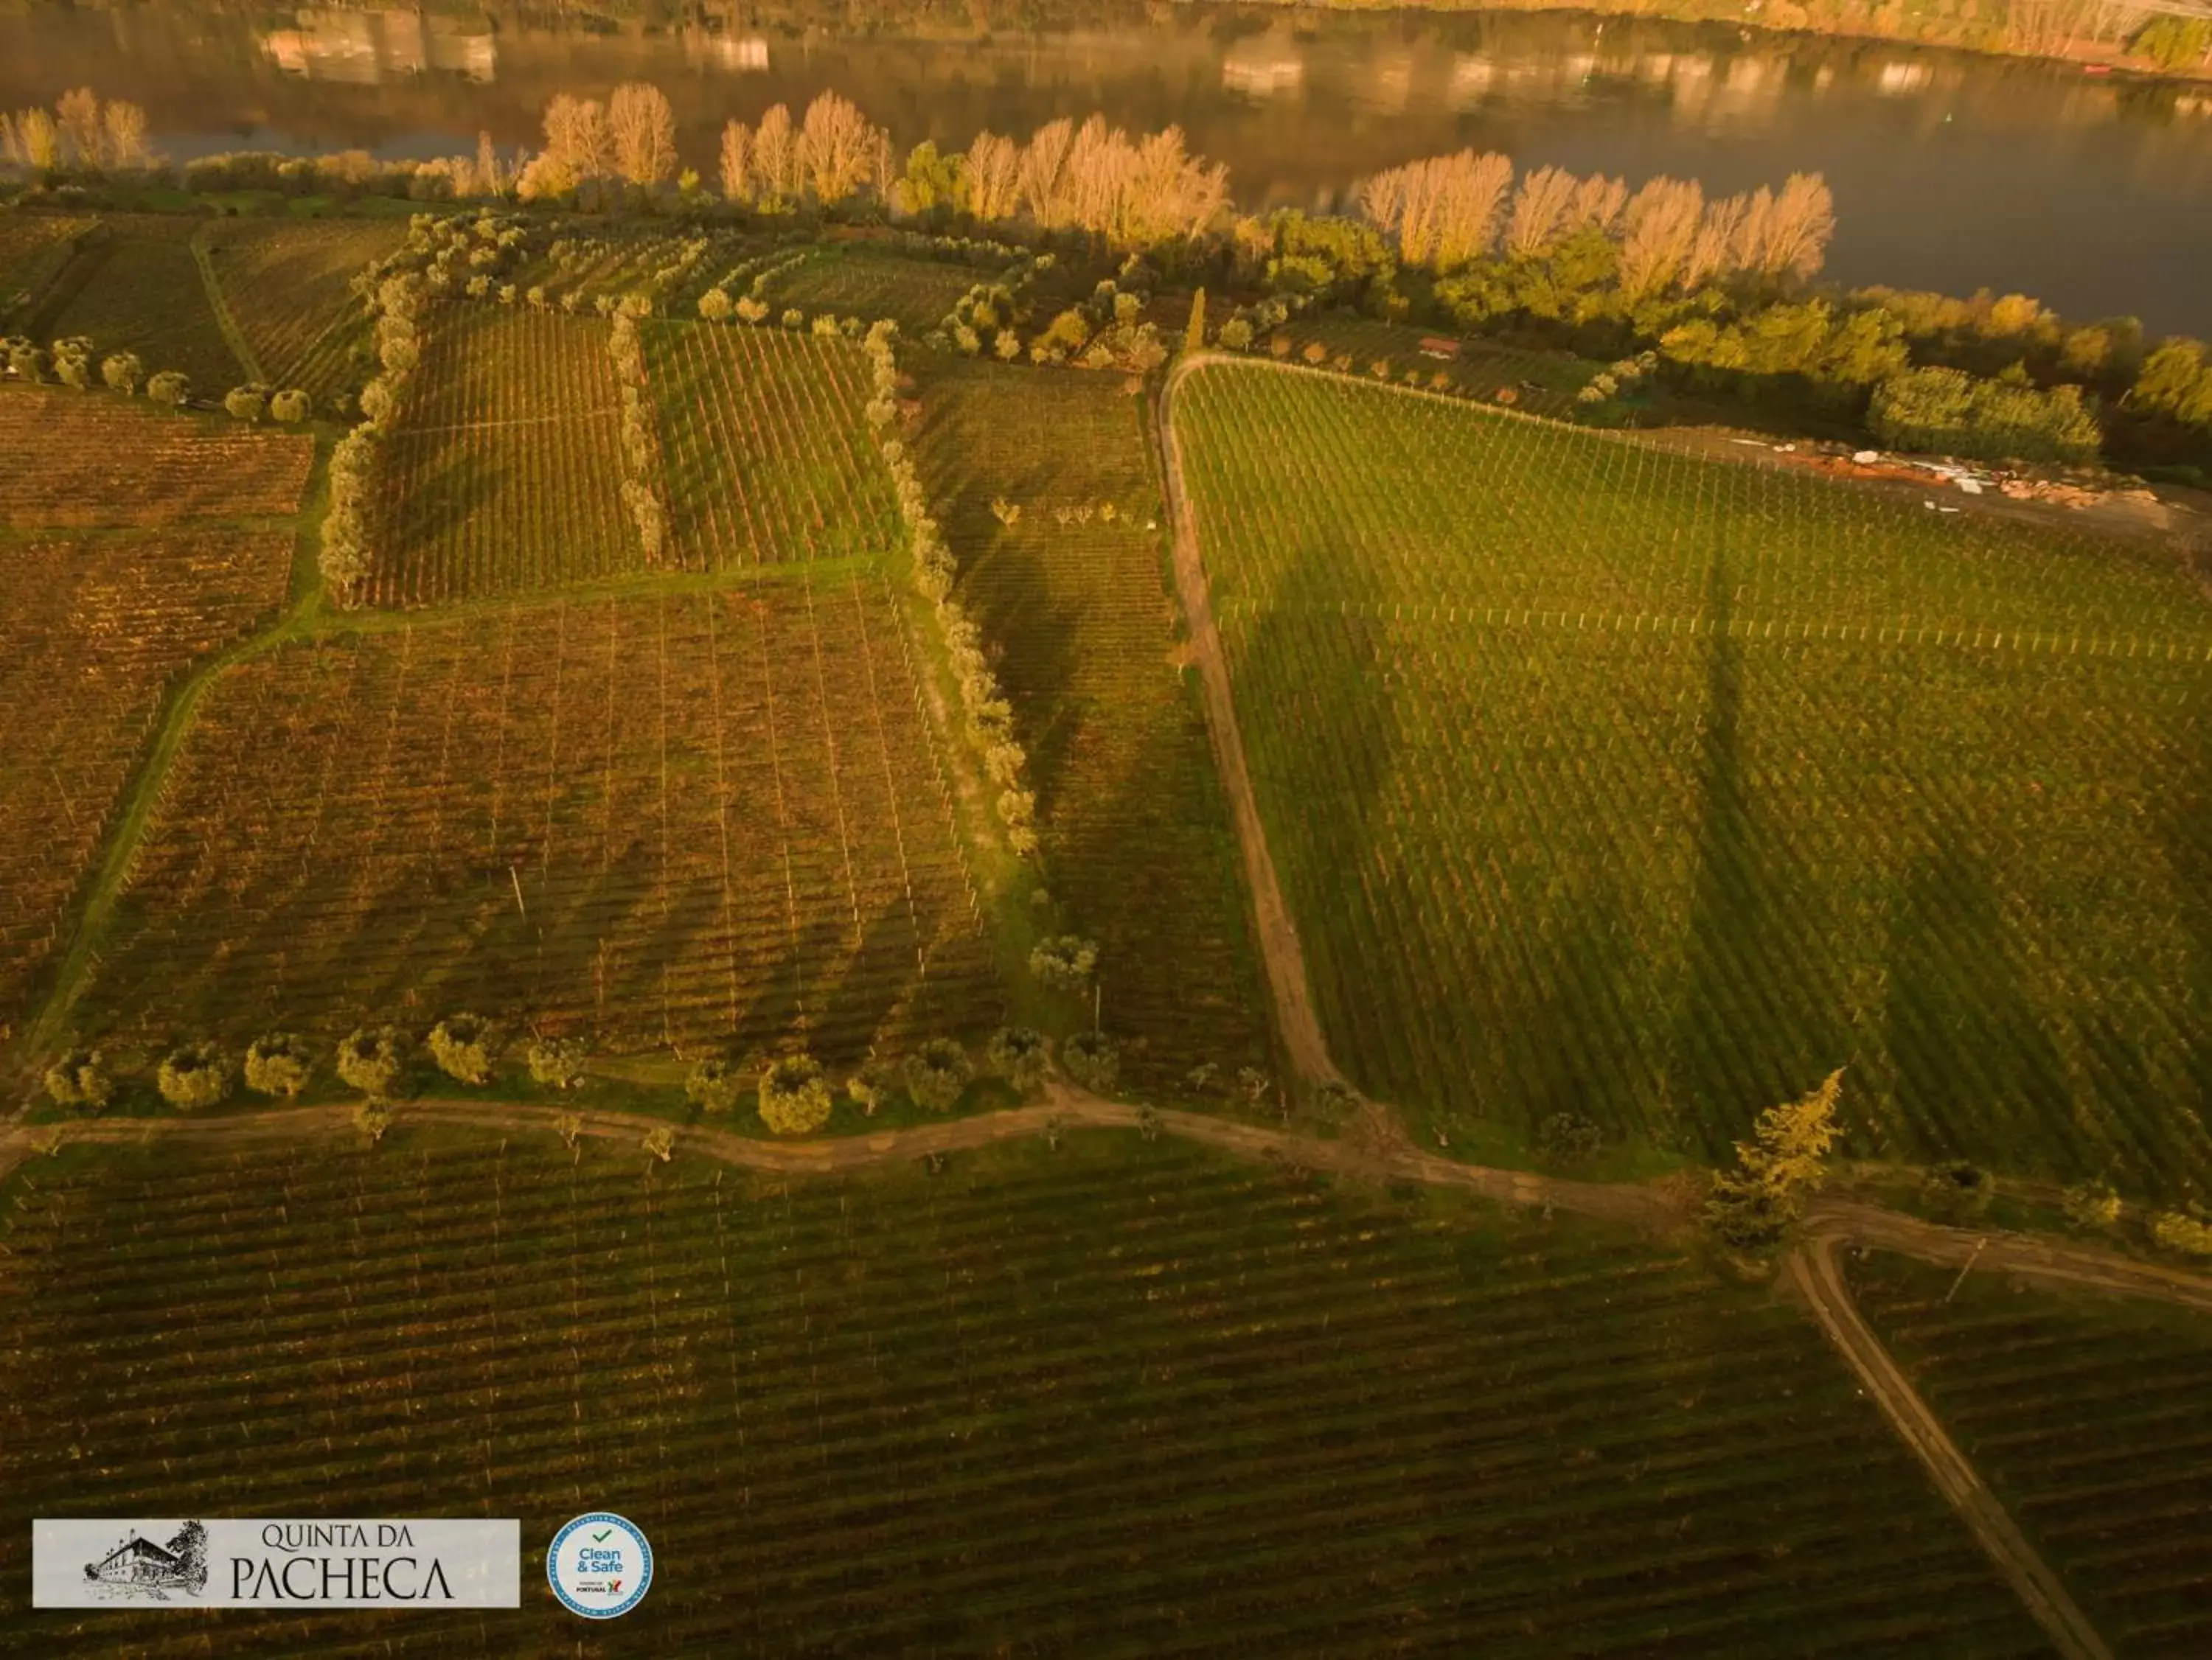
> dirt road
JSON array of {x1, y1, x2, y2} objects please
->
[
  {"x1": 1790, "y1": 1235, "x2": 2112, "y2": 1660},
  {"x1": 1154, "y1": 356, "x2": 1343, "y2": 1094}
]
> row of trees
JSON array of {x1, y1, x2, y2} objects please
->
[
  {"x1": 1360, "y1": 150, "x2": 1835, "y2": 290},
  {"x1": 1, "y1": 88, "x2": 150, "y2": 173}
]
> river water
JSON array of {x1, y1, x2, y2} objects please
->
[{"x1": 6, "y1": 6, "x2": 2211, "y2": 334}]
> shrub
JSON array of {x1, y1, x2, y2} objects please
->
[
  {"x1": 268, "y1": 388, "x2": 311, "y2": 423},
  {"x1": 1921, "y1": 1160, "x2": 1994, "y2": 1218},
  {"x1": 336, "y1": 1026, "x2": 406, "y2": 1100},
  {"x1": 1060, "y1": 1030, "x2": 1119, "y2": 1092},
  {"x1": 2151, "y1": 1209, "x2": 2212, "y2": 1257},
  {"x1": 985, "y1": 1026, "x2": 1051, "y2": 1092},
  {"x1": 526, "y1": 1036, "x2": 588, "y2": 1091},
  {"x1": 223, "y1": 385, "x2": 268, "y2": 423},
  {"x1": 353, "y1": 1103, "x2": 392, "y2": 1144},
  {"x1": 1535, "y1": 1112, "x2": 1604, "y2": 1164},
  {"x1": 158, "y1": 1042, "x2": 232, "y2": 1110},
  {"x1": 1237, "y1": 1066, "x2": 1272, "y2": 1104},
  {"x1": 644, "y1": 1125, "x2": 676, "y2": 1162},
  {"x1": 697, "y1": 287, "x2": 733, "y2": 322},
  {"x1": 243, "y1": 1032, "x2": 313, "y2": 1098},
  {"x1": 846, "y1": 1059, "x2": 896, "y2": 1116},
  {"x1": 44, "y1": 1048, "x2": 114, "y2": 1112},
  {"x1": 2060, "y1": 1180, "x2": 2121, "y2": 1230},
  {"x1": 905, "y1": 1038, "x2": 972, "y2": 1112},
  {"x1": 145, "y1": 369, "x2": 189, "y2": 408},
  {"x1": 1868, "y1": 365, "x2": 2101, "y2": 464},
  {"x1": 1029, "y1": 935, "x2": 1099, "y2": 989},
  {"x1": 759, "y1": 1053, "x2": 835, "y2": 1136},
  {"x1": 736, "y1": 295, "x2": 770, "y2": 324},
  {"x1": 685, "y1": 1055, "x2": 744, "y2": 1114},
  {"x1": 426, "y1": 1014, "x2": 498, "y2": 1085},
  {"x1": 781, "y1": 307, "x2": 805, "y2": 330}
]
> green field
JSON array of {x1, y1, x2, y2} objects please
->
[
  {"x1": 646, "y1": 321, "x2": 903, "y2": 569},
  {"x1": 1175, "y1": 362, "x2": 2212, "y2": 1194},
  {"x1": 1851, "y1": 1252, "x2": 2212, "y2": 1654},
  {"x1": 371, "y1": 306, "x2": 635, "y2": 604},
  {"x1": 761, "y1": 244, "x2": 982, "y2": 332},
  {"x1": 0, "y1": 1130, "x2": 2048, "y2": 1655},
  {"x1": 914, "y1": 358, "x2": 1272, "y2": 1088},
  {"x1": 73, "y1": 580, "x2": 992, "y2": 1060}
]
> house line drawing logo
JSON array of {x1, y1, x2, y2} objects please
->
[{"x1": 85, "y1": 1520, "x2": 209, "y2": 1599}]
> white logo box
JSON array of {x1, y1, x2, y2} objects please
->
[{"x1": 35, "y1": 1518, "x2": 521, "y2": 1608}]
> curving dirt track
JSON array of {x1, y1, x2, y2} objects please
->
[{"x1": 1790, "y1": 1235, "x2": 2112, "y2": 1660}]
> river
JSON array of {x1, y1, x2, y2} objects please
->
[{"x1": 6, "y1": 5, "x2": 2212, "y2": 334}]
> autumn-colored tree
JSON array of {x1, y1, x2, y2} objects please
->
[
  {"x1": 717, "y1": 118, "x2": 751, "y2": 203},
  {"x1": 103, "y1": 99, "x2": 149, "y2": 169},
  {"x1": 55, "y1": 87, "x2": 102, "y2": 167},
  {"x1": 799, "y1": 91, "x2": 883, "y2": 205},
  {"x1": 963, "y1": 132, "x2": 1023, "y2": 222},
  {"x1": 608, "y1": 82, "x2": 677, "y2": 186},
  {"x1": 751, "y1": 103, "x2": 799, "y2": 206},
  {"x1": 1703, "y1": 1068, "x2": 1844, "y2": 1246}
]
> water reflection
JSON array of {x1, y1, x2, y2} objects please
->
[{"x1": 4, "y1": 6, "x2": 2211, "y2": 329}]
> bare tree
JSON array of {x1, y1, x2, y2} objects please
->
[
  {"x1": 1564, "y1": 172, "x2": 1630, "y2": 237},
  {"x1": 1616, "y1": 177, "x2": 1705, "y2": 301},
  {"x1": 800, "y1": 91, "x2": 883, "y2": 204},
  {"x1": 717, "y1": 118, "x2": 751, "y2": 203},
  {"x1": 1685, "y1": 193, "x2": 1753, "y2": 289},
  {"x1": 102, "y1": 100, "x2": 149, "y2": 170},
  {"x1": 751, "y1": 103, "x2": 799, "y2": 206},
  {"x1": 541, "y1": 93, "x2": 610, "y2": 182},
  {"x1": 1758, "y1": 172, "x2": 1835, "y2": 282},
  {"x1": 608, "y1": 82, "x2": 677, "y2": 187},
  {"x1": 1020, "y1": 116, "x2": 1075, "y2": 225},
  {"x1": 1505, "y1": 164, "x2": 1579, "y2": 258},
  {"x1": 1360, "y1": 150, "x2": 1514, "y2": 268},
  {"x1": 964, "y1": 132, "x2": 1022, "y2": 222},
  {"x1": 15, "y1": 107, "x2": 60, "y2": 171},
  {"x1": 55, "y1": 88, "x2": 102, "y2": 167}
]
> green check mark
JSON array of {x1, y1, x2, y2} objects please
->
[{"x1": 591, "y1": 1530, "x2": 613, "y2": 1544}]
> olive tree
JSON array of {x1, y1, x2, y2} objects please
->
[
  {"x1": 353, "y1": 1103, "x2": 392, "y2": 1144},
  {"x1": 845, "y1": 1059, "x2": 896, "y2": 1117},
  {"x1": 100, "y1": 350, "x2": 143, "y2": 393},
  {"x1": 268, "y1": 388, "x2": 311, "y2": 423},
  {"x1": 223, "y1": 385, "x2": 268, "y2": 423},
  {"x1": 336, "y1": 1025, "x2": 407, "y2": 1101},
  {"x1": 427, "y1": 1014, "x2": 498, "y2": 1085},
  {"x1": 759, "y1": 1053, "x2": 835, "y2": 1136},
  {"x1": 1028, "y1": 935, "x2": 1098, "y2": 990},
  {"x1": 1060, "y1": 1030, "x2": 1119, "y2": 1093},
  {"x1": 685, "y1": 1055, "x2": 744, "y2": 1114},
  {"x1": 643, "y1": 1125, "x2": 677, "y2": 1163},
  {"x1": 697, "y1": 287, "x2": 734, "y2": 322},
  {"x1": 526, "y1": 1035, "x2": 588, "y2": 1091},
  {"x1": 145, "y1": 369, "x2": 190, "y2": 408},
  {"x1": 984, "y1": 1026, "x2": 1050, "y2": 1092},
  {"x1": 905, "y1": 1038, "x2": 972, "y2": 1112},
  {"x1": 44, "y1": 1048, "x2": 114, "y2": 1112},
  {"x1": 158, "y1": 1042, "x2": 233, "y2": 1111},
  {"x1": 243, "y1": 1032, "x2": 313, "y2": 1098}
]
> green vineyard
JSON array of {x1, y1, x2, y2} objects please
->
[
  {"x1": 1175, "y1": 362, "x2": 2212, "y2": 1193},
  {"x1": 914, "y1": 358, "x2": 1272, "y2": 1086},
  {"x1": 0, "y1": 1131, "x2": 2046, "y2": 1656}
]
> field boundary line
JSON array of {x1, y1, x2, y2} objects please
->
[
  {"x1": 189, "y1": 223, "x2": 266, "y2": 386},
  {"x1": 1789, "y1": 1235, "x2": 2113, "y2": 1660}
]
